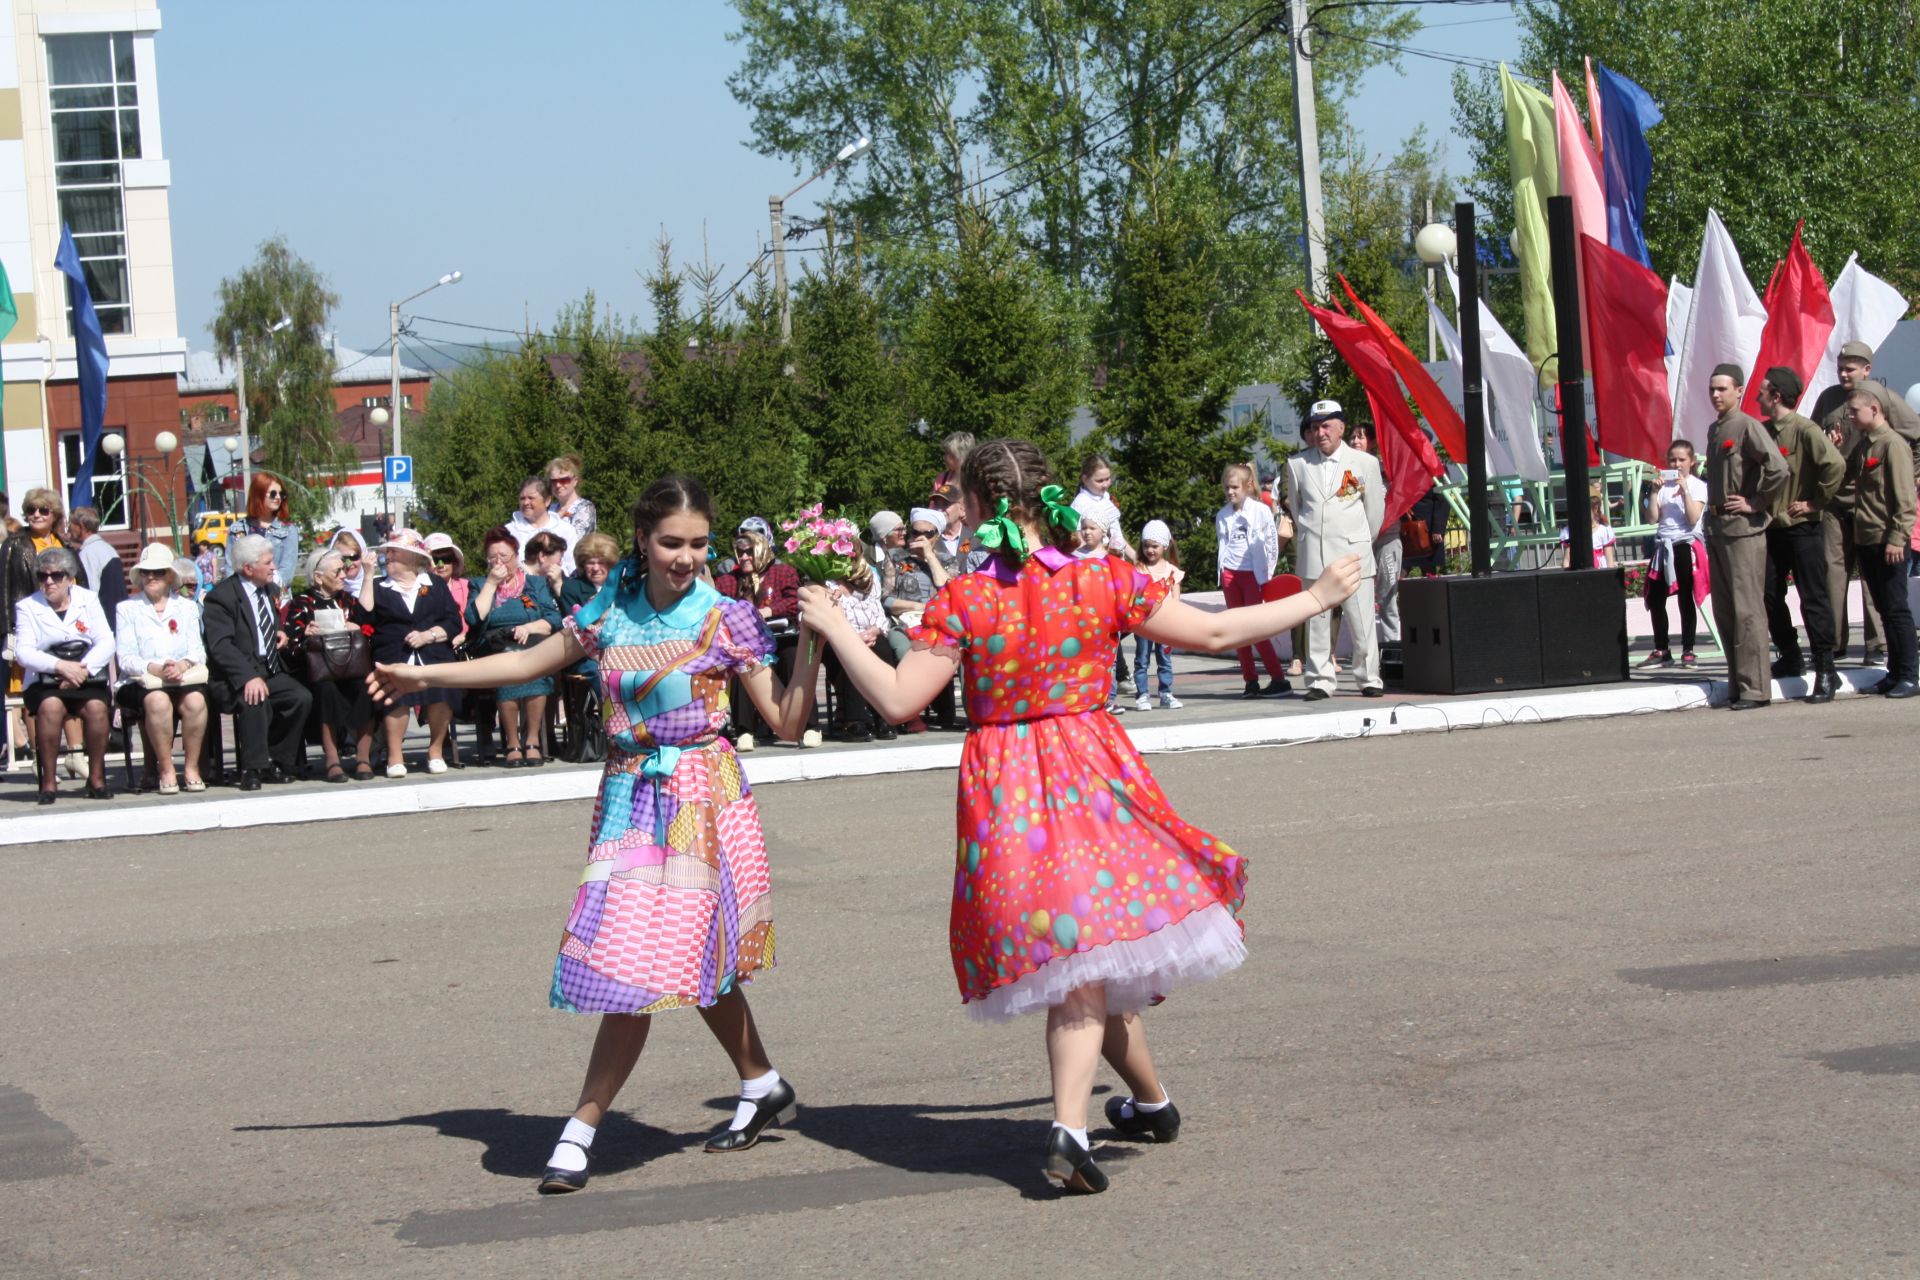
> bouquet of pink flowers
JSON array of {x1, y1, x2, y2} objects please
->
[
  {"x1": 779, "y1": 504, "x2": 863, "y2": 585},
  {"x1": 779, "y1": 504, "x2": 864, "y2": 662}
]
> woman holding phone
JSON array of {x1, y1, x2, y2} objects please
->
[{"x1": 1643, "y1": 440, "x2": 1708, "y2": 668}]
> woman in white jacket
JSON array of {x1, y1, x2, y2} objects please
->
[
  {"x1": 114, "y1": 542, "x2": 210, "y2": 794},
  {"x1": 11, "y1": 545, "x2": 115, "y2": 802}
]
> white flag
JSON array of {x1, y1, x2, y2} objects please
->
[
  {"x1": 1437, "y1": 270, "x2": 1551, "y2": 480},
  {"x1": 1670, "y1": 208, "x2": 1767, "y2": 437},
  {"x1": 1798, "y1": 254, "x2": 1908, "y2": 414},
  {"x1": 1664, "y1": 277, "x2": 1693, "y2": 399}
]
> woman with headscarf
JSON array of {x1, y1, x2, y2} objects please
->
[
  {"x1": 714, "y1": 523, "x2": 804, "y2": 753},
  {"x1": 328, "y1": 528, "x2": 371, "y2": 599},
  {"x1": 114, "y1": 542, "x2": 210, "y2": 794},
  {"x1": 287, "y1": 546, "x2": 378, "y2": 782}
]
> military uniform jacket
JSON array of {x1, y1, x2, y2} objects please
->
[
  {"x1": 1813, "y1": 378, "x2": 1920, "y2": 503},
  {"x1": 1846, "y1": 424, "x2": 1917, "y2": 549},
  {"x1": 1705, "y1": 409, "x2": 1789, "y2": 539},
  {"x1": 1765, "y1": 410, "x2": 1845, "y2": 527}
]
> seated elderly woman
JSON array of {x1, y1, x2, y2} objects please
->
[
  {"x1": 113, "y1": 543, "x2": 211, "y2": 794},
  {"x1": 12, "y1": 546, "x2": 115, "y2": 802},
  {"x1": 360, "y1": 528, "x2": 463, "y2": 777},
  {"x1": 465, "y1": 525, "x2": 562, "y2": 767},
  {"x1": 287, "y1": 545, "x2": 377, "y2": 782},
  {"x1": 559, "y1": 531, "x2": 620, "y2": 616}
]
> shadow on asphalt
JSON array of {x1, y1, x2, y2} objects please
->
[{"x1": 234, "y1": 1108, "x2": 699, "y2": 1179}]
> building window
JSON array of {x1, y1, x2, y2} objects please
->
[
  {"x1": 57, "y1": 431, "x2": 128, "y2": 531},
  {"x1": 361, "y1": 394, "x2": 414, "y2": 410},
  {"x1": 47, "y1": 33, "x2": 139, "y2": 336}
]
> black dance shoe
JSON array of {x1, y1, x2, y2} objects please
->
[
  {"x1": 537, "y1": 1140, "x2": 590, "y2": 1194},
  {"x1": 1043, "y1": 1127, "x2": 1109, "y2": 1194},
  {"x1": 1261, "y1": 677, "x2": 1293, "y2": 697},
  {"x1": 1104, "y1": 1094, "x2": 1182, "y2": 1143},
  {"x1": 704, "y1": 1078, "x2": 798, "y2": 1153}
]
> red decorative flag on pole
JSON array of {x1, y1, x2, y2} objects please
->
[
  {"x1": 1337, "y1": 273, "x2": 1469, "y2": 462},
  {"x1": 1580, "y1": 233, "x2": 1672, "y2": 466},
  {"x1": 1296, "y1": 291, "x2": 1441, "y2": 527},
  {"x1": 1741, "y1": 221, "x2": 1836, "y2": 418}
]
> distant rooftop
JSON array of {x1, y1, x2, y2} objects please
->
[{"x1": 179, "y1": 335, "x2": 429, "y2": 393}]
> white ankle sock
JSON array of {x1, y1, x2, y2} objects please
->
[
  {"x1": 1118, "y1": 1092, "x2": 1170, "y2": 1120},
  {"x1": 1052, "y1": 1122, "x2": 1089, "y2": 1151},
  {"x1": 731, "y1": 1068, "x2": 781, "y2": 1130},
  {"x1": 547, "y1": 1117, "x2": 595, "y2": 1172}
]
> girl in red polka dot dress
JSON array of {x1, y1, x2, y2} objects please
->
[{"x1": 799, "y1": 439, "x2": 1360, "y2": 1193}]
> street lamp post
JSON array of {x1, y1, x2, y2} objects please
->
[
  {"x1": 769, "y1": 136, "x2": 869, "y2": 344},
  {"x1": 388, "y1": 271, "x2": 461, "y2": 523},
  {"x1": 100, "y1": 429, "x2": 185, "y2": 549}
]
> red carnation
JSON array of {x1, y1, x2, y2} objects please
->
[
  {"x1": 359, "y1": 623, "x2": 375, "y2": 636},
  {"x1": 1867, "y1": 455, "x2": 1883, "y2": 470},
  {"x1": 168, "y1": 618, "x2": 179, "y2": 633},
  {"x1": 1722, "y1": 440, "x2": 1736, "y2": 451},
  {"x1": 74, "y1": 619, "x2": 87, "y2": 634},
  {"x1": 1779, "y1": 446, "x2": 1790, "y2": 456}
]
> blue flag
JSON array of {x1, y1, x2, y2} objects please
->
[
  {"x1": 56, "y1": 224, "x2": 110, "y2": 512},
  {"x1": 1594, "y1": 63, "x2": 1662, "y2": 270}
]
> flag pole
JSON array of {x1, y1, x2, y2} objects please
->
[
  {"x1": 1456, "y1": 201, "x2": 1492, "y2": 577},
  {"x1": 1547, "y1": 194, "x2": 1594, "y2": 571}
]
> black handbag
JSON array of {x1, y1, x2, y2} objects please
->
[
  {"x1": 46, "y1": 638, "x2": 91, "y2": 663},
  {"x1": 303, "y1": 629, "x2": 373, "y2": 683}
]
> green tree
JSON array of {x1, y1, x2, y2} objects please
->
[
  {"x1": 790, "y1": 233, "x2": 920, "y2": 516},
  {"x1": 210, "y1": 237, "x2": 351, "y2": 530},
  {"x1": 1095, "y1": 166, "x2": 1267, "y2": 588},
  {"x1": 1452, "y1": 0, "x2": 1920, "y2": 298},
  {"x1": 904, "y1": 206, "x2": 1084, "y2": 465}
]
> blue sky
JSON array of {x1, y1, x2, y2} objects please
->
[{"x1": 162, "y1": 1, "x2": 1519, "y2": 358}]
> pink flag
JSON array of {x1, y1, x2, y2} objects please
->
[
  {"x1": 1741, "y1": 221, "x2": 1836, "y2": 418},
  {"x1": 1553, "y1": 72, "x2": 1605, "y2": 246}
]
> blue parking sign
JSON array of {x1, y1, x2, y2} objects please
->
[{"x1": 383, "y1": 455, "x2": 413, "y2": 486}]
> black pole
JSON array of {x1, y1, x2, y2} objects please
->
[
  {"x1": 1456, "y1": 201, "x2": 1492, "y2": 577},
  {"x1": 1546, "y1": 193, "x2": 1593, "y2": 571}
]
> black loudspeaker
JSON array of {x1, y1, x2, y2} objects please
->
[
  {"x1": 1398, "y1": 571, "x2": 1629, "y2": 695},
  {"x1": 1400, "y1": 575, "x2": 1543, "y2": 694},
  {"x1": 1536, "y1": 567, "x2": 1629, "y2": 685}
]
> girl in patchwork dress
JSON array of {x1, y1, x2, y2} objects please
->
[
  {"x1": 371, "y1": 475, "x2": 821, "y2": 1194},
  {"x1": 799, "y1": 439, "x2": 1361, "y2": 1194}
]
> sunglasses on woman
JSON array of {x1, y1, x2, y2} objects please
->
[
  {"x1": 265, "y1": 489, "x2": 284, "y2": 499},
  {"x1": 431, "y1": 553, "x2": 458, "y2": 565},
  {"x1": 38, "y1": 570, "x2": 69, "y2": 582},
  {"x1": 25, "y1": 505, "x2": 53, "y2": 517},
  {"x1": 338, "y1": 552, "x2": 362, "y2": 563}
]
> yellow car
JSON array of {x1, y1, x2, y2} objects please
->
[{"x1": 193, "y1": 510, "x2": 240, "y2": 548}]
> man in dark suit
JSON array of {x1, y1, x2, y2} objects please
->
[{"x1": 203, "y1": 532, "x2": 310, "y2": 789}]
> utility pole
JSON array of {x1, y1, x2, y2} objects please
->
[
  {"x1": 389, "y1": 298, "x2": 402, "y2": 521},
  {"x1": 1289, "y1": 0, "x2": 1329, "y2": 305},
  {"x1": 233, "y1": 345, "x2": 250, "y2": 503},
  {"x1": 769, "y1": 194, "x2": 790, "y2": 345}
]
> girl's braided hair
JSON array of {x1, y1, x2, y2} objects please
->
[{"x1": 959, "y1": 438, "x2": 1079, "y2": 560}]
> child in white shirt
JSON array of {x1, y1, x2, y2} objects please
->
[{"x1": 1214, "y1": 461, "x2": 1290, "y2": 697}]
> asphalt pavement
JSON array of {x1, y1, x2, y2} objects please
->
[{"x1": 4, "y1": 694, "x2": 1918, "y2": 1277}]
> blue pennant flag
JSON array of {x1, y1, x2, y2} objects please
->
[
  {"x1": 56, "y1": 223, "x2": 110, "y2": 512},
  {"x1": 1594, "y1": 63, "x2": 1663, "y2": 270}
]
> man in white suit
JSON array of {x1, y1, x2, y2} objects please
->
[{"x1": 1286, "y1": 400, "x2": 1386, "y2": 699}]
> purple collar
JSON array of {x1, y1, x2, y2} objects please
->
[{"x1": 982, "y1": 544, "x2": 1073, "y2": 584}]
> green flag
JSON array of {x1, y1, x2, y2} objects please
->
[
  {"x1": 0, "y1": 260, "x2": 13, "y2": 490},
  {"x1": 1502, "y1": 65, "x2": 1559, "y2": 385}
]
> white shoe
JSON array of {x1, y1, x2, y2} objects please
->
[
  {"x1": 735, "y1": 733, "x2": 756, "y2": 754},
  {"x1": 426, "y1": 758, "x2": 448, "y2": 774},
  {"x1": 61, "y1": 750, "x2": 85, "y2": 780},
  {"x1": 385, "y1": 762, "x2": 408, "y2": 779},
  {"x1": 800, "y1": 729, "x2": 822, "y2": 749},
  {"x1": 1159, "y1": 693, "x2": 1183, "y2": 709},
  {"x1": 1134, "y1": 695, "x2": 1153, "y2": 712}
]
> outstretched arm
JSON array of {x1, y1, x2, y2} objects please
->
[
  {"x1": 1137, "y1": 556, "x2": 1363, "y2": 653},
  {"x1": 369, "y1": 629, "x2": 583, "y2": 700},
  {"x1": 797, "y1": 586, "x2": 956, "y2": 725}
]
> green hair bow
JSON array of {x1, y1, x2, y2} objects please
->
[
  {"x1": 973, "y1": 497, "x2": 1028, "y2": 558},
  {"x1": 1037, "y1": 484, "x2": 1082, "y2": 535}
]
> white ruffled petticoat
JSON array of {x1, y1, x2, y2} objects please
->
[{"x1": 965, "y1": 902, "x2": 1247, "y2": 1022}]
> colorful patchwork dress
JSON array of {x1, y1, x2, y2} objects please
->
[
  {"x1": 550, "y1": 565, "x2": 779, "y2": 1015},
  {"x1": 911, "y1": 546, "x2": 1249, "y2": 1022}
]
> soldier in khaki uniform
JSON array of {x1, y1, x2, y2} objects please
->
[
  {"x1": 1812, "y1": 340, "x2": 1920, "y2": 664},
  {"x1": 1756, "y1": 367, "x2": 1845, "y2": 701},
  {"x1": 1843, "y1": 389, "x2": 1919, "y2": 698},
  {"x1": 1704, "y1": 365, "x2": 1790, "y2": 709}
]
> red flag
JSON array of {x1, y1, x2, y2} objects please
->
[
  {"x1": 1580, "y1": 233, "x2": 1672, "y2": 466},
  {"x1": 1297, "y1": 291, "x2": 1440, "y2": 527},
  {"x1": 1742, "y1": 221, "x2": 1835, "y2": 417},
  {"x1": 1337, "y1": 273, "x2": 1469, "y2": 461}
]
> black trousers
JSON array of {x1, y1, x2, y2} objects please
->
[
  {"x1": 1764, "y1": 522, "x2": 1835, "y2": 665},
  {"x1": 216, "y1": 670, "x2": 313, "y2": 771},
  {"x1": 824, "y1": 637, "x2": 898, "y2": 729},
  {"x1": 1647, "y1": 540, "x2": 1699, "y2": 654},
  {"x1": 1860, "y1": 548, "x2": 1918, "y2": 681}
]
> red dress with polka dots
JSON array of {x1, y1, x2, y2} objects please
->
[{"x1": 912, "y1": 546, "x2": 1249, "y2": 1021}]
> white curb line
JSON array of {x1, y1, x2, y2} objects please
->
[{"x1": 1, "y1": 668, "x2": 1886, "y2": 849}]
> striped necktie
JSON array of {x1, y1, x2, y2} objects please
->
[{"x1": 255, "y1": 588, "x2": 277, "y2": 674}]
